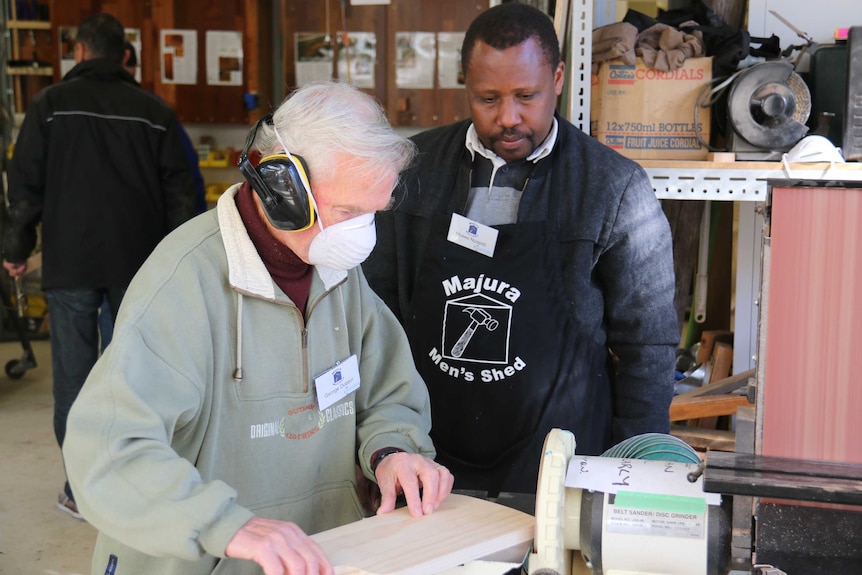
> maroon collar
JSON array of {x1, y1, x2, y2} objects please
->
[{"x1": 235, "y1": 182, "x2": 313, "y2": 312}]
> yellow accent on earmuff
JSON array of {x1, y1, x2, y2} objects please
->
[{"x1": 256, "y1": 152, "x2": 316, "y2": 231}]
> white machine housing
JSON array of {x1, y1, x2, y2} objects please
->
[{"x1": 529, "y1": 429, "x2": 726, "y2": 575}]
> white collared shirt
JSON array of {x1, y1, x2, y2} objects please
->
[
  {"x1": 465, "y1": 118, "x2": 558, "y2": 168},
  {"x1": 462, "y1": 120, "x2": 558, "y2": 225}
]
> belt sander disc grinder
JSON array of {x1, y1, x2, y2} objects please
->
[{"x1": 528, "y1": 429, "x2": 730, "y2": 575}]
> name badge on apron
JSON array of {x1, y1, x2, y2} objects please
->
[
  {"x1": 447, "y1": 213, "x2": 498, "y2": 257},
  {"x1": 315, "y1": 354, "x2": 360, "y2": 411}
]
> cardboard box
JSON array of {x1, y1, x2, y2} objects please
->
[{"x1": 591, "y1": 57, "x2": 712, "y2": 160}]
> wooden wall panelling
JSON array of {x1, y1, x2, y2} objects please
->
[
  {"x1": 49, "y1": 0, "x2": 93, "y2": 55},
  {"x1": 40, "y1": 1, "x2": 162, "y2": 110},
  {"x1": 138, "y1": 17, "x2": 156, "y2": 92},
  {"x1": 434, "y1": 1, "x2": 483, "y2": 125},
  {"x1": 338, "y1": 2, "x2": 388, "y2": 109},
  {"x1": 48, "y1": 0, "x2": 147, "y2": 79},
  {"x1": 50, "y1": 0, "x2": 263, "y2": 125},
  {"x1": 114, "y1": 2, "x2": 155, "y2": 94},
  {"x1": 150, "y1": 0, "x2": 177, "y2": 114},
  {"x1": 49, "y1": 0, "x2": 166, "y2": 99},
  {"x1": 280, "y1": 0, "x2": 333, "y2": 94},
  {"x1": 388, "y1": 0, "x2": 478, "y2": 128},
  {"x1": 280, "y1": 0, "x2": 479, "y2": 127},
  {"x1": 168, "y1": 0, "x2": 248, "y2": 123},
  {"x1": 388, "y1": 0, "x2": 443, "y2": 127},
  {"x1": 246, "y1": 0, "x2": 272, "y2": 124},
  {"x1": 279, "y1": 1, "x2": 386, "y2": 107}
]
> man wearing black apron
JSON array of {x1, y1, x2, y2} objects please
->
[{"x1": 364, "y1": 3, "x2": 678, "y2": 500}]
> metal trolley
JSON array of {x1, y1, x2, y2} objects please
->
[{"x1": 0, "y1": 274, "x2": 37, "y2": 379}]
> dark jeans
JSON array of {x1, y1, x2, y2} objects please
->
[{"x1": 47, "y1": 288, "x2": 123, "y2": 500}]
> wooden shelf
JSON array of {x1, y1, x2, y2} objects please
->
[
  {"x1": 6, "y1": 66, "x2": 53, "y2": 76},
  {"x1": 6, "y1": 19, "x2": 51, "y2": 30}
]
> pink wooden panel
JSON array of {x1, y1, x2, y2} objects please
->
[{"x1": 762, "y1": 185, "x2": 862, "y2": 464}]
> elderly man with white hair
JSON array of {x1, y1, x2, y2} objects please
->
[{"x1": 63, "y1": 80, "x2": 453, "y2": 575}]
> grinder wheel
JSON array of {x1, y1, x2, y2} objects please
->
[{"x1": 727, "y1": 61, "x2": 811, "y2": 150}]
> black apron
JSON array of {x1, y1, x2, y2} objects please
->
[{"x1": 403, "y1": 213, "x2": 613, "y2": 495}]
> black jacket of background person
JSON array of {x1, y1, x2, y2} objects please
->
[{"x1": 3, "y1": 58, "x2": 195, "y2": 290}]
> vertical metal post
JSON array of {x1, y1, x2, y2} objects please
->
[{"x1": 565, "y1": 0, "x2": 592, "y2": 133}]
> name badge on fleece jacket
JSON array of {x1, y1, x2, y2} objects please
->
[{"x1": 315, "y1": 354, "x2": 360, "y2": 411}]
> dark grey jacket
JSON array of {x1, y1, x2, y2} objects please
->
[
  {"x1": 364, "y1": 117, "x2": 679, "y2": 444},
  {"x1": 3, "y1": 58, "x2": 195, "y2": 289}
]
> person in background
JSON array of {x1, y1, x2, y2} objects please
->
[
  {"x1": 363, "y1": 3, "x2": 678, "y2": 500},
  {"x1": 62, "y1": 80, "x2": 453, "y2": 575},
  {"x1": 1, "y1": 13, "x2": 196, "y2": 519},
  {"x1": 95, "y1": 40, "x2": 210, "y2": 352},
  {"x1": 123, "y1": 41, "x2": 207, "y2": 215}
]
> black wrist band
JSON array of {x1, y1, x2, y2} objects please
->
[{"x1": 370, "y1": 448, "x2": 403, "y2": 473}]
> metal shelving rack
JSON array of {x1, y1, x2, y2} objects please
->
[
  {"x1": 563, "y1": 4, "x2": 862, "y2": 375},
  {"x1": 1, "y1": 0, "x2": 14, "y2": 150},
  {"x1": 0, "y1": 0, "x2": 50, "y2": 346},
  {"x1": 2, "y1": 0, "x2": 53, "y2": 133}
]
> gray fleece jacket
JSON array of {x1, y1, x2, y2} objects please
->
[{"x1": 64, "y1": 185, "x2": 435, "y2": 575}]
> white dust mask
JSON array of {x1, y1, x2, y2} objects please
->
[{"x1": 307, "y1": 212, "x2": 377, "y2": 272}]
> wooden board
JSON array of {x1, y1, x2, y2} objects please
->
[
  {"x1": 670, "y1": 427, "x2": 735, "y2": 452},
  {"x1": 669, "y1": 393, "x2": 751, "y2": 422},
  {"x1": 695, "y1": 329, "x2": 733, "y2": 366},
  {"x1": 312, "y1": 494, "x2": 534, "y2": 575},
  {"x1": 675, "y1": 369, "x2": 754, "y2": 399},
  {"x1": 709, "y1": 341, "x2": 734, "y2": 384}
]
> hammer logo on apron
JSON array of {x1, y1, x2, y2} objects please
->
[
  {"x1": 451, "y1": 307, "x2": 499, "y2": 357},
  {"x1": 441, "y1": 292, "x2": 512, "y2": 364}
]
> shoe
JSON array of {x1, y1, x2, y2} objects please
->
[{"x1": 56, "y1": 492, "x2": 84, "y2": 520}]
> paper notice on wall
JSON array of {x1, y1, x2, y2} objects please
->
[
  {"x1": 337, "y1": 31, "x2": 376, "y2": 89},
  {"x1": 206, "y1": 31, "x2": 243, "y2": 86},
  {"x1": 160, "y1": 29, "x2": 198, "y2": 85},
  {"x1": 395, "y1": 32, "x2": 435, "y2": 89},
  {"x1": 437, "y1": 32, "x2": 465, "y2": 89},
  {"x1": 295, "y1": 32, "x2": 334, "y2": 86}
]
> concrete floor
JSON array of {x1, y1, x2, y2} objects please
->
[{"x1": 0, "y1": 339, "x2": 96, "y2": 574}]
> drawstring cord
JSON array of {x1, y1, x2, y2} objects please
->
[{"x1": 233, "y1": 293, "x2": 244, "y2": 381}]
